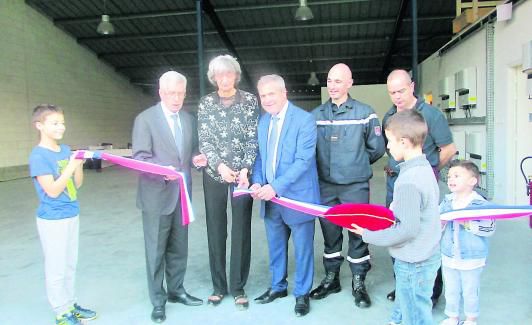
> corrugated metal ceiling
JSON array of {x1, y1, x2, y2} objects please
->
[{"x1": 25, "y1": 0, "x2": 455, "y2": 100}]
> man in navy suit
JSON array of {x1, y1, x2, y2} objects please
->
[{"x1": 251, "y1": 74, "x2": 320, "y2": 317}]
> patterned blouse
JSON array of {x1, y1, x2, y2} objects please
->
[{"x1": 198, "y1": 89, "x2": 260, "y2": 183}]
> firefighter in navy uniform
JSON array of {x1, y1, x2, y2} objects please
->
[{"x1": 310, "y1": 63, "x2": 385, "y2": 308}]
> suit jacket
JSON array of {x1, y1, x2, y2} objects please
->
[
  {"x1": 132, "y1": 103, "x2": 198, "y2": 216},
  {"x1": 252, "y1": 102, "x2": 320, "y2": 225}
]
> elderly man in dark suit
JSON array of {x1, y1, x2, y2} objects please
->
[{"x1": 132, "y1": 71, "x2": 205, "y2": 323}]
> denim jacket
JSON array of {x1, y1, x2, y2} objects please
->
[{"x1": 440, "y1": 192, "x2": 496, "y2": 259}]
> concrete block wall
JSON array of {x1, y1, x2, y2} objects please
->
[{"x1": 0, "y1": 0, "x2": 154, "y2": 180}]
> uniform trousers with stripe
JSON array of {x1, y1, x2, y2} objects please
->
[{"x1": 318, "y1": 181, "x2": 371, "y2": 276}]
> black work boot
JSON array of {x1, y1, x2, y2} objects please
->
[
  {"x1": 352, "y1": 274, "x2": 371, "y2": 308},
  {"x1": 309, "y1": 271, "x2": 341, "y2": 300}
]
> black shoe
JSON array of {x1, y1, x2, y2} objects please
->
[
  {"x1": 151, "y1": 306, "x2": 166, "y2": 323},
  {"x1": 167, "y1": 292, "x2": 203, "y2": 306},
  {"x1": 254, "y1": 288, "x2": 288, "y2": 304},
  {"x1": 352, "y1": 275, "x2": 371, "y2": 308},
  {"x1": 387, "y1": 289, "x2": 396, "y2": 301},
  {"x1": 309, "y1": 271, "x2": 341, "y2": 300},
  {"x1": 294, "y1": 295, "x2": 310, "y2": 317}
]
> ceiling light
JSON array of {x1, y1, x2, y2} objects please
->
[
  {"x1": 295, "y1": 0, "x2": 314, "y2": 21},
  {"x1": 97, "y1": 0, "x2": 115, "y2": 35},
  {"x1": 97, "y1": 14, "x2": 115, "y2": 35},
  {"x1": 307, "y1": 71, "x2": 320, "y2": 86}
]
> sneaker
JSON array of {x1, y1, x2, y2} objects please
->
[
  {"x1": 73, "y1": 303, "x2": 97, "y2": 321},
  {"x1": 56, "y1": 312, "x2": 81, "y2": 325},
  {"x1": 440, "y1": 318, "x2": 460, "y2": 325},
  {"x1": 460, "y1": 321, "x2": 477, "y2": 325}
]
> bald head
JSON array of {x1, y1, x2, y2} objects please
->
[
  {"x1": 386, "y1": 69, "x2": 416, "y2": 111},
  {"x1": 330, "y1": 63, "x2": 352, "y2": 80},
  {"x1": 327, "y1": 63, "x2": 353, "y2": 105},
  {"x1": 387, "y1": 69, "x2": 412, "y2": 84}
]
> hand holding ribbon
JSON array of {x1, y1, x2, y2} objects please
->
[{"x1": 75, "y1": 150, "x2": 195, "y2": 225}]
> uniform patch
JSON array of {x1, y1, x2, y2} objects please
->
[{"x1": 374, "y1": 126, "x2": 382, "y2": 136}]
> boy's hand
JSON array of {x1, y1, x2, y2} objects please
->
[
  {"x1": 349, "y1": 223, "x2": 365, "y2": 236},
  {"x1": 68, "y1": 152, "x2": 84, "y2": 169}
]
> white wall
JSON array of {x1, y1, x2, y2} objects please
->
[
  {"x1": 418, "y1": 0, "x2": 532, "y2": 204},
  {"x1": 290, "y1": 98, "x2": 322, "y2": 112},
  {"x1": 0, "y1": 1, "x2": 153, "y2": 179},
  {"x1": 321, "y1": 84, "x2": 391, "y2": 119},
  {"x1": 418, "y1": 28, "x2": 489, "y2": 191},
  {"x1": 419, "y1": 30, "x2": 487, "y2": 119},
  {"x1": 493, "y1": 1, "x2": 532, "y2": 205}
]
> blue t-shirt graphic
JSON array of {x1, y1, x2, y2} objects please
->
[{"x1": 29, "y1": 144, "x2": 80, "y2": 220}]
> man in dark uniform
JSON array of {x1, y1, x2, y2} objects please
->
[
  {"x1": 310, "y1": 63, "x2": 385, "y2": 308},
  {"x1": 383, "y1": 69, "x2": 456, "y2": 307}
]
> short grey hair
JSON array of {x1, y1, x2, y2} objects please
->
[
  {"x1": 159, "y1": 71, "x2": 187, "y2": 89},
  {"x1": 207, "y1": 55, "x2": 242, "y2": 86},
  {"x1": 257, "y1": 74, "x2": 286, "y2": 91}
]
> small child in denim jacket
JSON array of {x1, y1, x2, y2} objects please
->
[{"x1": 440, "y1": 160, "x2": 495, "y2": 325}]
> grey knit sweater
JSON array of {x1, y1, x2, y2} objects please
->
[{"x1": 363, "y1": 155, "x2": 441, "y2": 263}]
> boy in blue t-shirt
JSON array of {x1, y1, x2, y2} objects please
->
[{"x1": 29, "y1": 104, "x2": 96, "y2": 325}]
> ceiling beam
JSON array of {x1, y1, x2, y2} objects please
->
[
  {"x1": 115, "y1": 52, "x2": 431, "y2": 72},
  {"x1": 99, "y1": 34, "x2": 450, "y2": 59},
  {"x1": 130, "y1": 67, "x2": 382, "y2": 85},
  {"x1": 201, "y1": 0, "x2": 251, "y2": 86},
  {"x1": 381, "y1": 0, "x2": 410, "y2": 79},
  {"x1": 77, "y1": 15, "x2": 453, "y2": 43},
  {"x1": 53, "y1": 0, "x2": 370, "y2": 25}
]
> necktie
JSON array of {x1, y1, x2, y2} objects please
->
[
  {"x1": 266, "y1": 116, "x2": 279, "y2": 183},
  {"x1": 171, "y1": 113, "x2": 183, "y2": 158}
]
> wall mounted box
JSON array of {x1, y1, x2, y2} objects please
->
[
  {"x1": 465, "y1": 131, "x2": 486, "y2": 172},
  {"x1": 438, "y1": 76, "x2": 456, "y2": 114},
  {"x1": 455, "y1": 67, "x2": 478, "y2": 117},
  {"x1": 522, "y1": 40, "x2": 532, "y2": 74},
  {"x1": 452, "y1": 130, "x2": 466, "y2": 160}
]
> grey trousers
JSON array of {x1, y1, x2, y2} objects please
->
[{"x1": 142, "y1": 205, "x2": 188, "y2": 307}]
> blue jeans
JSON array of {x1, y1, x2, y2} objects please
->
[
  {"x1": 442, "y1": 265, "x2": 483, "y2": 318},
  {"x1": 390, "y1": 253, "x2": 441, "y2": 325}
]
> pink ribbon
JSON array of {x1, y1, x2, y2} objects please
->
[
  {"x1": 439, "y1": 205, "x2": 532, "y2": 221},
  {"x1": 76, "y1": 150, "x2": 194, "y2": 225},
  {"x1": 233, "y1": 188, "x2": 328, "y2": 216},
  {"x1": 234, "y1": 189, "x2": 532, "y2": 223}
]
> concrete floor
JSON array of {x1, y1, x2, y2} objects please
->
[{"x1": 0, "y1": 158, "x2": 530, "y2": 325}]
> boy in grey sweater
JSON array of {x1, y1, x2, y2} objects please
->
[{"x1": 350, "y1": 110, "x2": 441, "y2": 325}]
